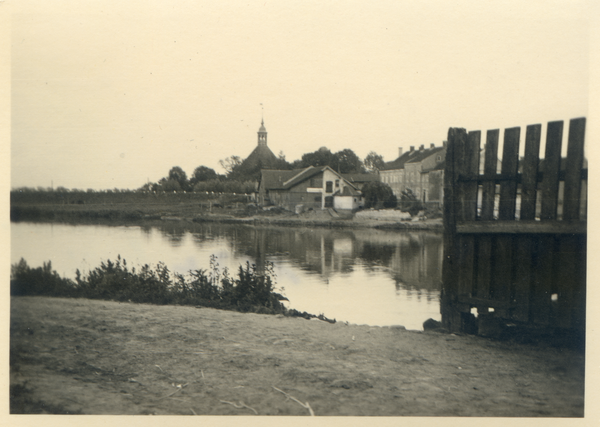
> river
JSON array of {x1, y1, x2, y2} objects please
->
[{"x1": 11, "y1": 221, "x2": 443, "y2": 330}]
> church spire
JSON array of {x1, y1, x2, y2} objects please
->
[{"x1": 257, "y1": 119, "x2": 267, "y2": 147}]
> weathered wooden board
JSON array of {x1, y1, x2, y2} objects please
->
[
  {"x1": 563, "y1": 118, "x2": 586, "y2": 221},
  {"x1": 540, "y1": 121, "x2": 563, "y2": 220}
]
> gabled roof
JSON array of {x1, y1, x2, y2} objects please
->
[
  {"x1": 381, "y1": 146, "x2": 445, "y2": 171},
  {"x1": 260, "y1": 166, "x2": 358, "y2": 191},
  {"x1": 260, "y1": 169, "x2": 302, "y2": 190},
  {"x1": 282, "y1": 166, "x2": 323, "y2": 188},
  {"x1": 380, "y1": 151, "x2": 418, "y2": 171},
  {"x1": 406, "y1": 146, "x2": 445, "y2": 164}
]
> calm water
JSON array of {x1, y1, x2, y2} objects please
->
[{"x1": 11, "y1": 221, "x2": 443, "y2": 329}]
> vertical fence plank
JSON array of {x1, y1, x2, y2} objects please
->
[
  {"x1": 457, "y1": 131, "x2": 480, "y2": 300},
  {"x1": 481, "y1": 130, "x2": 499, "y2": 220},
  {"x1": 540, "y1": 121, "x2": 563, "y2": 220},
  {"x1": 513, "y1": 124, "x2": 541, "y2": 322},
  {"x1": 554, "y1": 235, "x2": 586, "y2": 329},
  {"x1": 572, "y1": 234, "x2": 587, "y2": 337},
  {"x1": 442, "y1": 128, "x2": 461, "y2": 332},
  {"x1": 521, "y1": 124, "x2": 541, "y2": 220},
  {"x1": 498, "y1": 127, "x2": 521, "y2": 220},
  {"x1": 476, "y1": 130, "x2": 499, "y2": 302},
  {"x1": 534, "y1": 122, "x2": 564, "y2": 324},
  {"x1": 563, "y1": 118, "x2": 586, "y2": 221},
  {"x1": 463, "y1": 131, "x2": 481, "y2": 221},
  {"x1": 453, "y1": 129, "x2": 473, "y2": 299},
  {"x1": 492, "y1": 128, "x2": 520, "y2": 318},
  {"x1": 531, "y1": 236, "x2": 556, "y2": 325},
  {"x1": 513, "y1": 236, "x2": 533, "y2": 322}
]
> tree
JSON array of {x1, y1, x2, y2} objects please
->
[
  {"x1": 298, "y1": 147, "x2": 363, "y2": 173},
  {"x1": 168, "y1": 166, "x2": 188, "y2": 191},
  {"x1": 275, "y1": 151, "x2": 292, "y2": 170},
  {"x1": 300, "y1": 147, "x2": 335, "y2": 168},
  {"x1": 219, "y1": 156, "x2": 243, "y2": 176},
  {"x1": 361, "y1": 181, "x2": 397, "y2": 209},
  {"x1": 332, "y1": 149, "x2": 364, "y2": 174},
  {"x1": 190, "y1": 166, "x2": 218, "y2": 187},
  {"x1": 160, "y1": 178, "x2": 181, "y2": 192},
  {"x1": 364, "y1": 151, "x2": 385, "y2": 173}
]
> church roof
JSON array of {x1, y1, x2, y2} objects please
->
[{"x1": 241, "y1": 144, "x2": 278, "y2": 170}]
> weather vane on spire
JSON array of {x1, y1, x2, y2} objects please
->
[{"x1": 260, "y1": 103, "x2": 264, "y2": 122}]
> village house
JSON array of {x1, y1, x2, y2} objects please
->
[
  {"x1": 380, "y1": 143, "x2": 446, "y2": 208},
  {"x1": 258, "y1": 166, "x2": 363, "y2": 212}
]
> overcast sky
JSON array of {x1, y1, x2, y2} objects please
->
[{"x1": 10, "y1": 0, "x2": 592, "y2": 190}]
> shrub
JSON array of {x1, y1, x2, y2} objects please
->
[
  {"x1": 10, "y1": 255, "x2": 295, "y2": 317},
  {"x1": 361, "y1": 181, "x2": 397, "y2": 209},
  {"x1": 398, "y1": 189, "x2": 424, "y2": 217},
  {"x1": 11, "y1": 258, "x2": 77, "y2": 297}
]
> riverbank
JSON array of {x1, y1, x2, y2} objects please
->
[
  {"x1": 10, "y1": 202, "x2": 443, "y2": 231},
  {"x1": 10, "y1": 296, "x2": 585, "y2": 416}
]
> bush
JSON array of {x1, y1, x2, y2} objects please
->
[
  {"x1": 398, "y1": 189, "x2": 424, "y2": 217},
  {"x1": 361, "y1": 181, "x2": 397, "y2": 209},
  {"x1": 11, "y1": 259, "x2": 77, "y2": 297},
  {"x1": 10, "y1": 255, "x2": 294, "y2": 317}
]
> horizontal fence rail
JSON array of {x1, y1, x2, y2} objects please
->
[{"x1": 441, "y1": 118, "x2": 587, "y2": 337}]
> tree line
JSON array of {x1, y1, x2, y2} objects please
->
[
  {"x1": 12, "y1": 147, "x2": 406, "y2": 211},
  {"x1": 140, "y1": 148, "x2": 386, "y2": 194}
]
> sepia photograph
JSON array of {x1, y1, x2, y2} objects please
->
[{"x1": 5, "y1": 0, "x2": 595, "y2": 422}]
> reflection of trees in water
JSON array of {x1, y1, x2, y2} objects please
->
[
  {"x1": 395, "y1": 286, "x2": 438, "y2": 303},
  {"x1": 149, "y1": 222, "x2": 442, "y2": 293},
  {"x1": 158, "y1": 222, "x2": 187, "y2": 245},
  {"x1": 389, "y1": 233, "x2": 443, "y2": 293},
  {"x1": 360, "y1": 243, "x2": 395, "y2": 266}
]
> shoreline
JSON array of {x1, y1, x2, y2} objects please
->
[{"x1": 10, "y1": 202, "x2": 444, "y2": 231}]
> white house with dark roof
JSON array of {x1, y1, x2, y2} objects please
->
[{"x1": 258, "y1": 166, "x2": 363, "y2": 211}]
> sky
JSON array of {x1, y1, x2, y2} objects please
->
[{"x1": 9, "y1": 0, "x2": 593, "y2": 190}]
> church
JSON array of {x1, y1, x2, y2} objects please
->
[{"x1": 235, "y1": 120, "x2": 280, "y2": 178}]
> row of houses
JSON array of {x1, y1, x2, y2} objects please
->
[
  {"x1": 379, "y1": 143, "x2": 446, "y2": 209},
  {"x1": 246, "y1": 120, "x2": 447, "y2": 211}
]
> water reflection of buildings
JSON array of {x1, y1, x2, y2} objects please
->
[{"x1": 162, "y1": 222, "x2": 442, "y2": 297}]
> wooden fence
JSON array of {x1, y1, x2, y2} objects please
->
[{"x1": 441, "y1": 118, "x2": 587, "y2": 338}]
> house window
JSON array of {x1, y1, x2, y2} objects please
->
[
  {"x1": 335, "y1": 179, "x2": 340, "y2": 188},
  {"x1": 326, "y1": 181, "x2": 333, "y2": 193}
]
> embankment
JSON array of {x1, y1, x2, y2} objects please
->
[{"x1": 10, "y1": 201, "x2": 443, "y2": 231}]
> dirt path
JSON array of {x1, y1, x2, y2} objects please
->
[{"x1": 10, "y1": 296, "x2": 584, "y2": 416}]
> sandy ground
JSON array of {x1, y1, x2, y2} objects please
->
[{"x1": 10, "y1": 296, "x2": 585, "y2": 417}]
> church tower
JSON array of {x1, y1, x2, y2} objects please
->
[{"x1": 257, "y1": 119, "x2": 267, "y2": 147}]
